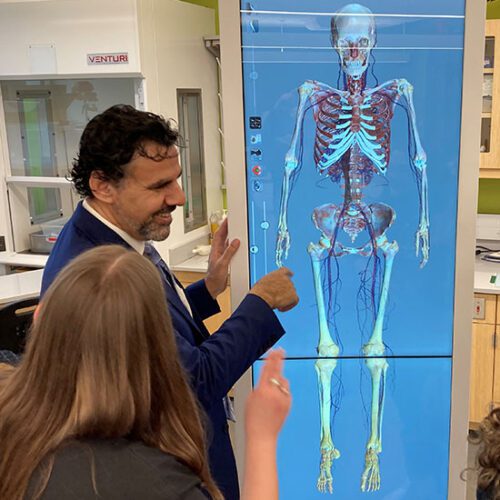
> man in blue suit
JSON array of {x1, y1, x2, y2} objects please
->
[{"x1": 41, "y1": 105, "x2": 298, "y2": 499}]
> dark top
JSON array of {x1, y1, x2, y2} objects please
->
[
  {"x1": 477, "y1": 486, "x2": 493, "y2": 500},
  {"x1": 28, "y1": 438, "x2": 210, "y2": 500},
  {"x1": 41, "y1": 203, "x2": 286, "y2": 500},
  {"x1": 0, "y1": 350, "x2": 19, "y2": 364}
]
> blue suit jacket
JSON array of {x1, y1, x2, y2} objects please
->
[{"x1": 41, "y1": 203, "x2": 285, "y2": 500}]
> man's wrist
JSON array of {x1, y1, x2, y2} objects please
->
[
  {"x1": 248, "y1": 289, "x2": 274, "y2": 309},
  {"x1": 204, "y1": 277, "x2": 219, "y2": 299}
]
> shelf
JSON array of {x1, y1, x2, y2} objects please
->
[
  {"x1": 6, "y1": 176, "x2": 72, "y2": 188},
  {"x1": 481, "y1": 22, "x2": 500, "y2": 176},
  {"x1": 479, "y1": 168, "x2": 500, "y2": 179},
  {"x1": 204, "y1": 35, "x2": 220, "y2": 59}
]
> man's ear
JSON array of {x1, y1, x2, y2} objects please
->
[{"x1": 89, "y1": 171, "x2": 118, "y2": 203}]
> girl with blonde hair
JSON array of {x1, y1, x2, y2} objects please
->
[{"x1": 0, "y1": 245, "x2": 291, "y2": 500}]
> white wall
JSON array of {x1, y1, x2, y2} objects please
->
[
  {"x1": 0, "y1": 0, "x2": 222, "y2": 255},
  {"x1": 0, "y1": 0, "x2": 141, "y2": 77},
  {"x1": 0, "y1": 0, "x2": 142, "y2": 252},
  {"x1": 138, "y1": 0, "x2": 223, "y2": 260}
]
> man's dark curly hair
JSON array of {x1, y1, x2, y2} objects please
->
[{"x1": 70, "y1": 104, "x2": 180, "y2": 197}]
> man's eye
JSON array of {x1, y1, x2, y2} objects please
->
[{"x1": 359, "y1": 38, "x2": 369, "y2": 47}]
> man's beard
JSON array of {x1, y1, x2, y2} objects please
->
[
  {"x1": 115, "y1": 204, "x2": 172, "y2": 241},
  {"x1": 138, "y1": 216, "x2": 171, "y2": 241}
]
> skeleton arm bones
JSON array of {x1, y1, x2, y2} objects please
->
[
  {"x1": 276, "y1": 82, "x2": 315, "y2": 267},
  {"x1": 398, "y1": 79, "x2": 429, "y2": 267}
]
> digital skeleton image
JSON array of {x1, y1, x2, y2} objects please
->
[{"x1": 275, "y1": 3, "x2": 429, "y2": 494}]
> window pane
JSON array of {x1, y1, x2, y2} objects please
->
[
  {"x1": 177, "y1": 90, "x2": 207, "y2": 232},
  {"x1": 481, "y1": 38, "x2": 494, "y2": 154}
]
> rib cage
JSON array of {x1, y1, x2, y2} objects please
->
[{"x1": 308, "y1": 80, "x2": 400, "y2": 188}]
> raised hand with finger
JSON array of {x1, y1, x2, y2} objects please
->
[
  {"x1": 245, "y1": 349, "x2": 291, "y2": 441},
  {"x1": 242, "y1": 349, "x2": 291, "y2": 500}
]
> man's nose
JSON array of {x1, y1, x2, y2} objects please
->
[
  {"x1": 168, "y1": 179, "x2": 186, "y2": 207},
  {"x1": 350, "y1": 45, "x2": 359, "y2": 58}
]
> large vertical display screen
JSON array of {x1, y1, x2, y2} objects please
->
[{"x1": 241, "y1": 1, "x2": 464, "y2": 498}]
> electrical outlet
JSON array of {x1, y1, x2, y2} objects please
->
[
  {"x1": 0, "y1": 235, "x2": 5, "y2": 252},
  {"x1": 473, "y1": 297, "x2": 486, "y2": 320}
]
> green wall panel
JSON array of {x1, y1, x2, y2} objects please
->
[
  {"x1": 478, "y1": 179, "x2": 500, "y2": 214},
  {"x1": 488, "y1": 0, "x2": 500, "y2": 20}
]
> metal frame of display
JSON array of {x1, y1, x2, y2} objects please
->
[{"x1": 219, "y1": 1, "x2": 485, "y2": 497}]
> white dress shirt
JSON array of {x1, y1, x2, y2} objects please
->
[{"x1": 82, "y1": 199, "x2": 192, "y2": 316}]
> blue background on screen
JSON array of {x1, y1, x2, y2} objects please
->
[
  {"x1": 241, "y1": 2, "x2": 463, "y2": 498},
  {"x1": 241, "y1": 2, "x2": 464, "y2": 357},
  {"x1": 242, "y1": 1, "x2": 464, "y2": 17},
  {"x1": 253, "y1": 357, "x2": 452, "y2": 499}
]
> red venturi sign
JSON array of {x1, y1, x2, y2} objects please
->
[{"x1": 87, "y1": 52, "x2": 129, "y2": 65}]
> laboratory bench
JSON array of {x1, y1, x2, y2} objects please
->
[
  {"x1": 0, "y1": 269, "x2": 43, "y2": 305},
  {"x1": 170, "y1": 253, "x2": 209, "y2": 273},
  {"x1": 0, "y1": 251, "x2": 48, "y2": 275}
]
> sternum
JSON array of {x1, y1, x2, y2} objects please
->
[{"x1": 350, "y1": 102, "x2": 361, "y2": 133}]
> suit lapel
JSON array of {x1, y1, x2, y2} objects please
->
[
  {"x1": 163, "y1": 283, "x2": 209, "y2": 343},
  {"x1": 174, "y1": 278, "x2": 211, "y2": 340},
  {"x1": 73, "y1": 202, "x2": 209, "y2": 343},
  {"x1": 72, "y1": 202, "x2": 132, "y2": 248}
]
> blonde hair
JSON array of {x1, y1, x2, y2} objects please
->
[
  {"x1": 0, "y1": 362, "x2": 14, "y2": 379},
  {"x1": 0, "y1": 245, "x2": 222, "y2": 500},
  {"x1": 476, "y1": 407, "x2": 500, "y2": 499}
]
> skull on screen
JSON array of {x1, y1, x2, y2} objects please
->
[{"x1": 331, "y1": 3, "x2": 377, "y2": 80}]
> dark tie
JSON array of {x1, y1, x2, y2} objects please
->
[
  {"x1": 143, "y1": 243, "x2": 235, "y2": 422},
  {"x1": 143, "y1": 243, "x2": 192, "y2": 315},
  {"x1": 143, "y1": 243, "x2": 174, "y2": 287}
]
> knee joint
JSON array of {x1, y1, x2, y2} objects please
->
[
  {"x1": 363, "y1": 342, "x2": 385, "y2": 357},
  {"x1": 317, "y1": 343, "x2": 339, "y2": 358}
]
